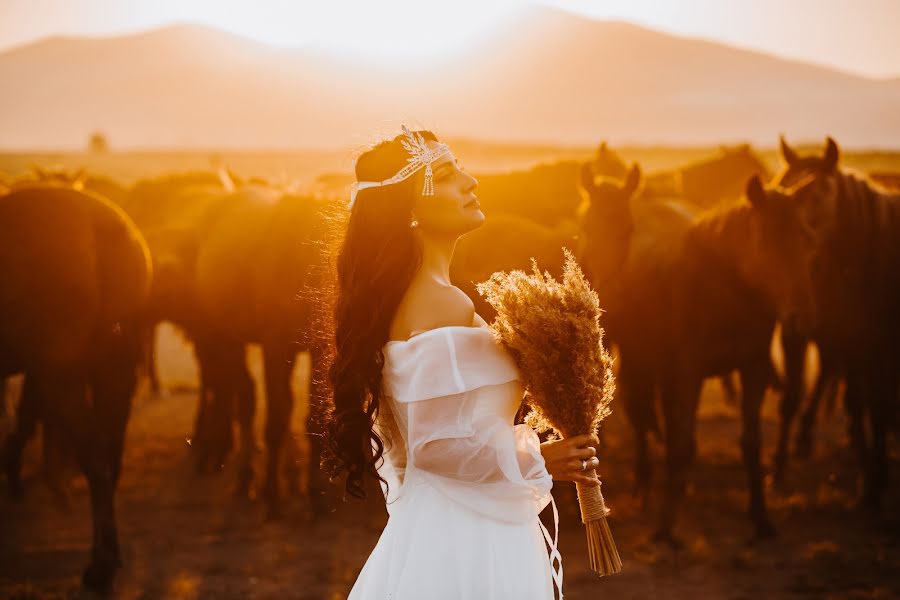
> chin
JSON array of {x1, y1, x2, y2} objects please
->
[{"x1": 459, "y1": 210, "x2": 485, "y2": 234}]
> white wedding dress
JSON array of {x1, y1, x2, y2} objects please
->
[{"x1": 347, "y1": 323, "x2": 564, "y2": 600}]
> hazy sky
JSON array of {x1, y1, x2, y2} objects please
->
[{"x1": 1, "y1": 0, "x2": 899, "y2": 78}]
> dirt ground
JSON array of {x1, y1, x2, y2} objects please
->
[{"x1": 1, "y1": 327, "x2": 898, "y2": 600}]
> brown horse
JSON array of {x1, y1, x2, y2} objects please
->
[
  {"x1": 579, "y1": 165, "x2": 819, "y2": 542},
  {"x1": 166, "y1": 181, "x2": 335, "y2": 517},
  {"x1": 121, "y1": 172, "x2": 235, "y2": 445},
  {"x1": 0, "y1": 186, "x2": 151, "y2": 591},
  {"x1": 776, "y1": 136, "x2": 900, "y2": 510},
  {"x1": 656, "y1": 177, "x2": 817, "y2": 542},
  {"x1": 577, "y1": 162, "x2": 696, "y2": 509},
  {"x1": 2, "y1": 171, "x2": 140, "y2": 502},
  {"x1": 765, "y1": 138, "x2": 846, "y2": 481}
]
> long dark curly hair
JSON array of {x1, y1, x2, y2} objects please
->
[{"x1": 316, "y1": 129, "x2": 438, "y2": 501}]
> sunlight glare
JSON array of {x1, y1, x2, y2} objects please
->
[{"x1": 150, "y1": 0, "x2": 522, "y2": 64}]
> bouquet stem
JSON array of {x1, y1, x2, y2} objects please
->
[{"x1": 575, "y1": 473, "x2": 622, "y2": 576}]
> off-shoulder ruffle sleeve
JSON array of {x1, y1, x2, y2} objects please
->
[{"x1": 379, "y1": 326, "x2": 553, "y2": 524}]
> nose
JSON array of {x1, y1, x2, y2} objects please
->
[{"x1": 464, "y1": 172, "x2": 478, "y2": 192}]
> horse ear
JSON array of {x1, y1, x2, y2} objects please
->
[
  {"x1": 624, "y1": 164, "x2": 642, "y2": 196},
  {"x1": 579, "y1": 162, "x2": 596, "y2": 194},
  {"x1": 823, "y1": 136, "x2": 840, "y2": 172},
  {"x1": 746, "y1": 175, "x2": 766, "y2": 208},
  {"x1": 779, "y1": 135, "x2": 798, "y2": 166}
]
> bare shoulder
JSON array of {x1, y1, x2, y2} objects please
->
[{"x1": 390, "y1": 280, "x2": 475, "y2": 340}]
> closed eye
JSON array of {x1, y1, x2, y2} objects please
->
[{"x1": 436, "y1": 161, "x2": 462, "y2": 181}]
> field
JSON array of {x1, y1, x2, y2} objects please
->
[
  {"x1": 1, "y1": 325, "x2": 898, "y2": 599},
  {"x1": 1, "y1": 144, "x2": 899, "y2": 599}
]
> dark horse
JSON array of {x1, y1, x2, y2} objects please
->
[
  {"x1": 777, "y1": 136, "x2": 900, "y2": 510},
  {"x1": 123, "y1": 174, "x2": 336, "y2": 518},
  {"x1": 189, "y1": 183, "x2": 335, "y2": 518},
  {"x1": 0, "y1": 186, "x2": 151, "y2": 591},
  {"x1": 579, "y1": 164, "x2": 818, "y2": 543}
]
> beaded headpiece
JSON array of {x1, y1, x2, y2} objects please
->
[{"x1": 348, "y1": 125, "x2": 452, "y2": 210}]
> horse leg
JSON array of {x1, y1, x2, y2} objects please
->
[
  {"x1": 192, "y1": 338, "x2": 235, "y2": 473},
  {"x1": 862, "y1": 363, "x2": 894, "y2": 511},
  {"x1": 75, "y1": 319, "x2": 142, "y2": 592},
  {"x1": 843, "y1": 369, "x2": 869, "y2": 493},
  {"x1": 774, "y1": 332, "x2": 806, "y2": 489},
  {"x1": 795, "y1": 345, "x2": 837, "y2": 460},
  {"x1": 653, "y1": 372, "x2": 702, "y2": 548},
  {"x1": 232, "y1": 347, "x2": 256, "y2": 497},
  {"x1": 190, "y1": 338, "x2": 214, "y2": 469},
  {"x1": 262, "y1": 342, "x2": 296, "y2": 519},
  {"x1": 739, "y1": 361, "x2": 777, "y2": 539},
  {"x1": 145, "y1": 324, "x2": 162, "y2": 396},
  {"x1": 720, "y1": 371, "x2": 741, "y2": 407},
  {"x1": 619, "y1": 358, "x2": 655, "y2": 510},
  {"x1": 2, "y1": 373, "x2": 40, "y2": 499},
  {"x1": 32, "y1": 367, "x2": 121, "y2": 593},
  {"x1": 794, "y1": 373, "x2": 826, "y2": 461},
  {"x1": 40, "y1": 416, "x2": 72, "y2": 510}
]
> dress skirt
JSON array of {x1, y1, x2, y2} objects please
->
[{"x1": 347, "y1": 477, "x2": 556, "y2": 600}]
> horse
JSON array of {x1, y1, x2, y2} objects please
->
[
  {"x1": 0, "y1": 186, "x2": 151, "y2": 591},
  {"x1": 125, "y1": 172, "x2": 336, "y2": 517},
  {"x1": 576, "y1": 162, "x2": 695, "y2": 510},
  {"x1": 189, "y1": 182, "x2": 335, "y2": 517},
  {"x1": 579, "y1": 164, "x2": 819, "y2": 543},
  {"x1": 776, "y1": 136, "x2": 900, "y2": 510}
]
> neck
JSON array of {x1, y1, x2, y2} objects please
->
[{"x1": 415, "y1": 230, "x2": 458, "y2": 286}]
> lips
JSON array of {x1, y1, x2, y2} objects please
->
[{"x1": 464, "y1": 198, "x2": 480, "y2": 208}]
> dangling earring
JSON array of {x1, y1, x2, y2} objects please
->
[{"x1": 410, "y1": 218, "x2": 418, "y2": 228}]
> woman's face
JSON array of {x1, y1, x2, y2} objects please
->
[{"x1": 411, "y1": 141, "x2": 482, "y2": 235}]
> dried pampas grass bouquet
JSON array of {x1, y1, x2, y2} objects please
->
[{"x1": 476, "y1": 247, "x2": 621, "y2": 577}]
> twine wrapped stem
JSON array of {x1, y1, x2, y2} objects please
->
[{"x1": 575, "y1": 469, "x2": 622, "y2": 576}]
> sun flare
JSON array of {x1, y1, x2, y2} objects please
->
[{"x1": 132, "y1": 0, "x2": 522, "y2": 65}]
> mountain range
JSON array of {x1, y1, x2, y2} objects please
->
[{"x1": 1, "y1": 6, "x2": 898, "y2": 149}]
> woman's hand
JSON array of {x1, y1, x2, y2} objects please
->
[{"x1": 540, "y1": 433, "x2": 601, "y2": 486}]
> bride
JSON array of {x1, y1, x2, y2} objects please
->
[{"x1": 321, "y1": 126, "x2": 601, "y2": 599}]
